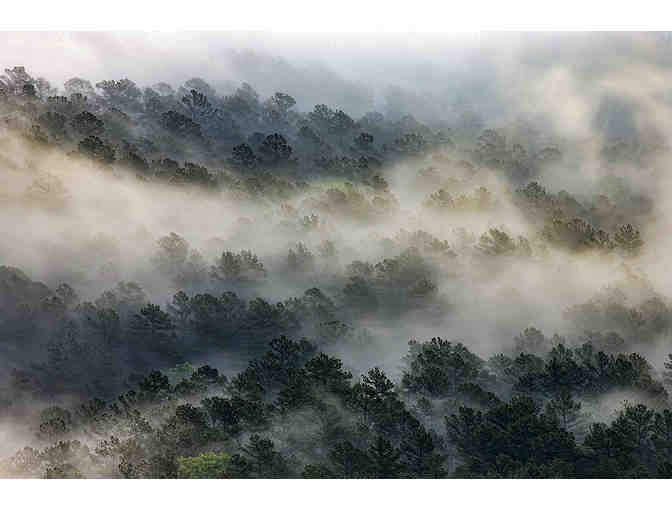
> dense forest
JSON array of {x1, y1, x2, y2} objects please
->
[{"x1": 1, "y1": 36, "x2": 672, "y2": 478}]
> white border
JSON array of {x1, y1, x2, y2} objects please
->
[{"x1": 0, "y1": 0, "x2": 671, "y2": 31}]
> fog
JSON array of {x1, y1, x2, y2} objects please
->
[{"x1": 1, "y1": 31, "x2": 672, "y2": 478}]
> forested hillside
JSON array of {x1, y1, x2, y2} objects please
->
[{"x1": 1, "y1": 53, "x2": 671, "y2": 478}]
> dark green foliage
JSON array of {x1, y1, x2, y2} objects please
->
[
  {"x1": 70, "y1": 111, "x2": 104, "y2": 136},
  {"x1": 128, "y1": 304, "x2": 178, "y2": 360},
  {"x1": 328, "y1": 441, "x2": 372, "y2": 477},
  {"x1": 232, "y1": 336, "x2": 317, "y2": 397},
  {"x1": 309, "y1": 104, "x2": 355, "y2": 142},
  {"x1": 368, "y1": 436, "x2": 402, "y2": 478},
  {"x1": 161, "y1": 110, "x2": 203, "y2": 139},
  {"x1": 77, "y1": 135, "x2": 115, "y2": 164},
  {"x1": 399, "y1": 419, "x2": 447, "y2": 478},
  {"x1": 276, "y1": 369, "x2": 314, "y2": 412},
  {"x1": 229, "y1": 143, "x2": 258, "y2": 170},
  {"x1": 304, "y1": 353, "x2": 352, "y2": 395},
  {"x1": 515, "y1": 343, "x2": 667, "y2": 402},
  {"x1": 545, "y1": 390, "x2": 582, "y2": 428},
  {"x1": 259, "y1": 133, "x2": 292, "y2": 166},
  {"x1": 239, "y1": 435, "x2": 291, "y2": 478},
  {"x1": 201, "y1": 397, "x2": 241, "y2": 434},
  {"x1": 446, "y1": 396, "x2": 579, "y2": 477},
  {"x1": 456, "y1": 383, "x2": 502, "y2": 409},
  {"x1": 76, "y1": 302, "x2": 120, "y2": 345},
  {"x1": 167, "y1": 291, "x2": 191, "y2": 327},
  {"x1": 137, "y1": 372, "x2": 169, "y2": 396},
  {"x1": 210, "y1": 250, "x2": 266, "y2": 282},
  {"x1": 402, "y1": 338, "x2": 486, "y2": 397},
  {"x1": 581, "y1": 402, "x2": 672, "y2": 477},
  {"x1": 189, "y1": 292, "x2": 246, "y2": 340},
  {"x1": 354, "y1": 132, "x2": 374, "y2": 150}
]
